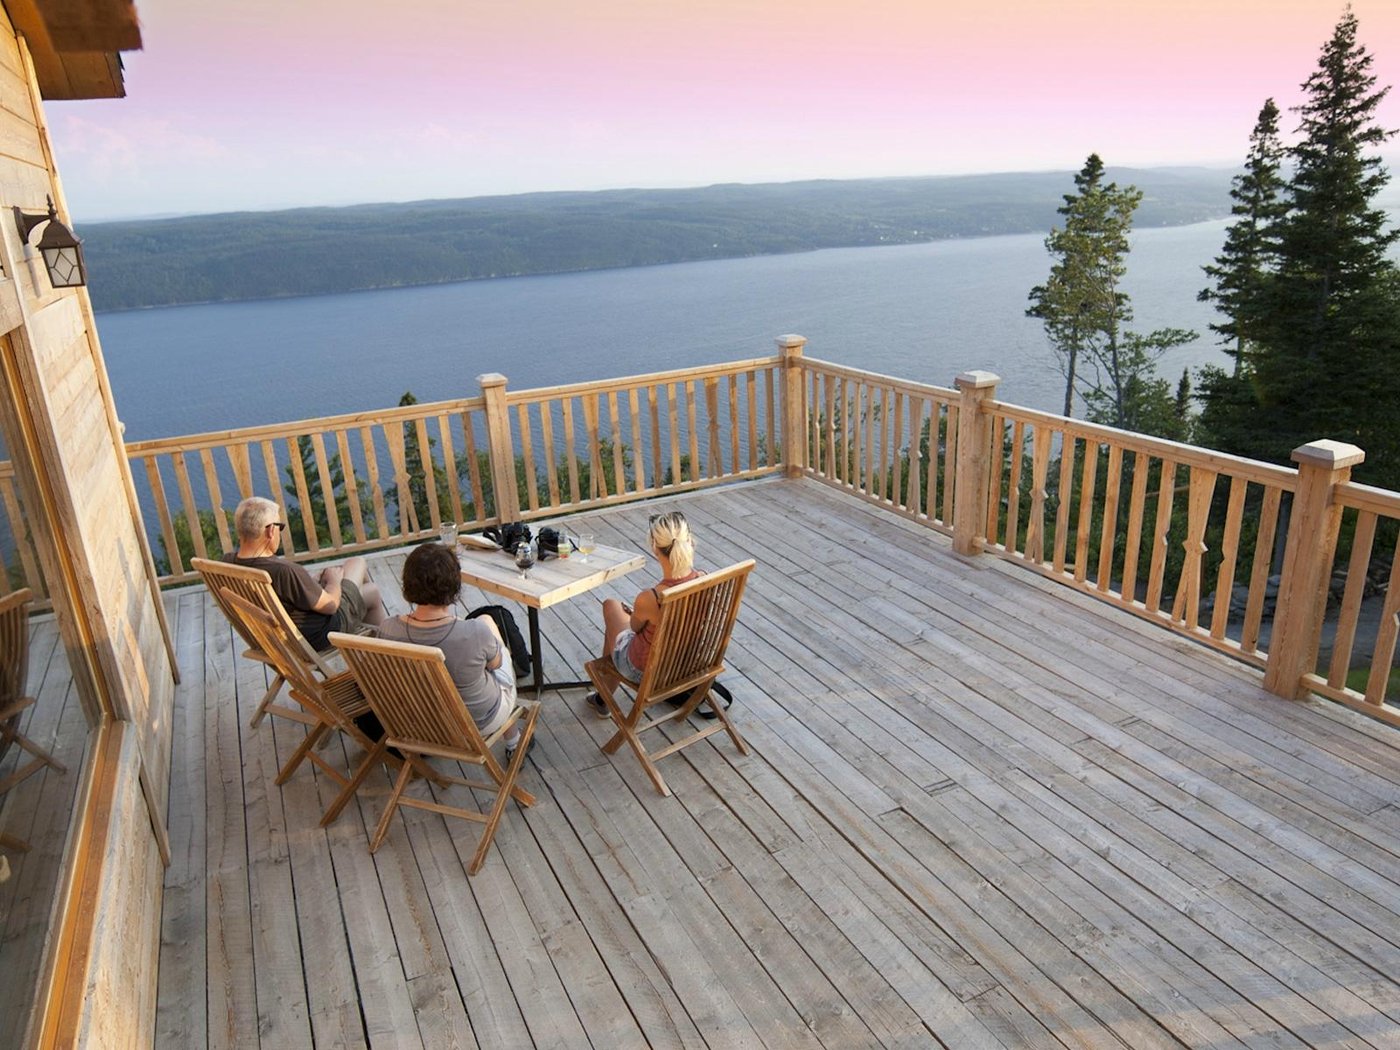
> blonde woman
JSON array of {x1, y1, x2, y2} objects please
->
[{"x1": 586, "y1": 510, "x2": 701, "y2": 717}]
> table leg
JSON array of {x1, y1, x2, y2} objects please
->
[
  {"x1": 522, "y1": 605, "x2": 599, "y2": 698},
  {"x1": 527, "y1": 606, "x2": 544, "y2": 699}
]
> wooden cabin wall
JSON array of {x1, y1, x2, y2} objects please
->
[{"x1": 0, "y1": 7, "x2": 174, "y2": 1047}]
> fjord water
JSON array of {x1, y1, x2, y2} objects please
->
[{"x1": 98, "y1": 221, "x2": 1234, "y2": 441}]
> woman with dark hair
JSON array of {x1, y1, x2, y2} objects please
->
[
  {"x1": 585, "y1": 510, "x2": 702, "y2": 717},
  {"x1": 375, "y1": 542, "x2": 527, "y2": 759}
]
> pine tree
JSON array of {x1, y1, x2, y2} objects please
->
[
  {"x1": 1027, "y1": 154, "x2": 1137, "y2": 418},
  {"x1": 1029, "y1": 154, "x2": 1195, "y2": 435},
  {"x1": 1198, "y1": 98, "x2": 1286, "y2": 372},
  {"x1": 1250, "y1": 7, "x2": 1400, "y2": 479}
]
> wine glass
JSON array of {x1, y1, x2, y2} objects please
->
[
  {"x1": 514, "y1": 540, "x2": 536, "y2": 579},
  {"x1": 577, "y1": 532, "x2": 596, "y2": 562},
  {"x1": 438, "y1": 520, "x2": 457, "y2": 549}
]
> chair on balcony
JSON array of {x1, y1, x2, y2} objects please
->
[
  {"x1": 221, "y1": 590, "x2": 385, "y2": 796},
  {"x1": 584, "y1": 559, "x2": 754, "y2": 796},
  {"x1": 0, "y1": 588, "x2": 67, "y2": 851},
  {"x1": 193, "y1": 556, "x2": 349, "y2": 729},
  {"x1": 324, "y1": 632, "x2": 540, "y2": 875}
]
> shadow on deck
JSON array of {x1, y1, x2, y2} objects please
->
[{"x1": 154, "y1": 478, "x2": 1400, "y2": 1050}]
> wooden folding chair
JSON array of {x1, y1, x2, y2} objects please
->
[
  {"x1": 325, "y1": 632, "x2": 540, "y2": 875},
  {"x1": 585, "y1": 559, "x2": 755, "y2": 796},
  {"x1": 0, "y1": 589, "x2": 66, "y2": 801},
  {"x1": 221, "y1": 591, "x2": 388, "y2": 802},
  {"x1": 193, "y1": 556, "x2": 346, "y2": 729}
]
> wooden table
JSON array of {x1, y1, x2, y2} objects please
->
[{"x1": 457, "y1": 540, "x2": 646, "y2": 697}]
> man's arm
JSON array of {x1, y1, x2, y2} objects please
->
[{"x1": 311, "y1": 565, "x2": 343, "y2": 614}]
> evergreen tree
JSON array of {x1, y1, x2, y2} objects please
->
[
  {"x1": 1029, "y1": 154, "x2": 1196, "y2": 435},
  {"x1": 1249, "y1": 8, "x2": 1399, "y2": 479},
  {"x1": 1027, "y1": 154, "x2": 1137, "y2": 418},
  {"x1": 1198, "y1": 98, "x2": 1287, "y2": 373}
]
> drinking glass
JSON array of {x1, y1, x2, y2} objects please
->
[
  {"x1": 514, "y1": 540, "x2": 536, "y2": 579},
  {"x1": 439, "y1": 520, "x2": 457, "y2": 548},
  {"x1": 577, "y1": 533, "x2": 596, "y2": 562}
]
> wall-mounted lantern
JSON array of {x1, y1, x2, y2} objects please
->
[{"x1": 13, "y1": 196, "x2": 86, "y2": 289}]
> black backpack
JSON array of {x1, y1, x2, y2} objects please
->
[{"x1": 467, "y1": 604, "x2": 532, "y2": 678}]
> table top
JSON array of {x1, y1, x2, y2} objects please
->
[{"x1": 456, "y1": 539, "x2": 646, "y2": 610}]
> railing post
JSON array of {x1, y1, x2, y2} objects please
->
[
  {"x1": 1262, "y1": 439, "x2": 1364, "y2": 699},
  {"x1": 952, "y1": 370, "x2": 1000, "y2": 556},
  {"x1": 778, "y1": 334, "x2": 807, "y2": 478},
  {"x1": 477, "y1": 372, "x2": 519, "y2": 522}
]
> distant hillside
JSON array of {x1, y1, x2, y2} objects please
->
[{"x1": 81, "y1": 169, "x2": 1234, "y2": 312}]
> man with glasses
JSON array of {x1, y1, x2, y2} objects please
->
[{"x1": 226, "y1": 496, "x2": 386, "y2": 650}]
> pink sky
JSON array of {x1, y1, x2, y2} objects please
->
[{"x1": 47, "y1": 0, "x2": 1400, "y2": 220}]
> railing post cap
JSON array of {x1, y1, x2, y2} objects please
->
[
  {"x1": 775, "y1": 334, "x2": 807, "y2": 350},
  {"x1": 477, "y1": 373, "x2": 508, "y2": 388},
  {"x1": 1291, "y1": 439, "x2": 1364, "y2": 470},
  {"x1": 955, "y1": 370, "x2": 1001, "y2": 391}
]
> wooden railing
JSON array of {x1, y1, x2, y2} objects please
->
[
  {"x1": 794, "y1": 359, "x2": 1396, "y2": 727},
  {"x1": 796, "y1": 359, "x2": 961, "y2": 532},
  {"x1": 123, "y1": 355, "x2": 785, "y2": 586},
  {"x1": 0, "y1": 457, "x2": 46, "y2": 605},
  {"x1": 125, "y1": 397, "x2": 495, "y2": 585},
  {"x1": 0, "y1": 336, "x2": 1388, "y2": 724}
]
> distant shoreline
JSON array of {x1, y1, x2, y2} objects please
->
[{"x1": 81, "y1": 169, "x2": 1235, "y2": 313}]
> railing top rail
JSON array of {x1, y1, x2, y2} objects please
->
[
  {"x1": 1334, "y1": 479, "x2": 1400, "y2": 518},
  {"x1": 504, "y1": 355, "x2": 782, "y2": 405},
  {"x1": 989, "y1": 399, "x2": 1301, "y2": 490},
  {"x1": 126, "y1": 394, "x2": 488, "y2": 455},
  {"x1": 802, "y1": 357, "x2": 959, "y2": 399}
]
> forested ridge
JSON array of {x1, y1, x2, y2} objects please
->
[{"x1": 81, "y1": 168, "x2": 1232, "y2": 312}]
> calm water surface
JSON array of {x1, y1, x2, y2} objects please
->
[{"x1": 99, "y1": 222, "x2": 1236, "y2": 441}]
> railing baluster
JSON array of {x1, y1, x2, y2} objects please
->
[
  {"x1": 562, "y1": 397, "x2": 581, "y2": 505},
  {"x1": 1005, "y1": 420, "x2": 1025, "y2": 554},
  {"x1": 540, "y1": 405, "x2": 560, "y2": 508},
  {"x1": 1121, "y1": 451, "x2": 1150, "y2": 606},
  {"x1": 1052, "y1": 435, "x2": 1076, "y2": 575},
  {"x1": 1241, "y1": 487, "x2": 1281, "y2": 654},
  {"x1": 686, "y1": 381, "x2": 700, "y2": 484},
  {"x1": 1026, "y1": 427, "x2": 1051, "y2": 564},
  {"x1": 260, "y1": 440, "x2": 293, "y2": 556},
  {"x1": 436, "y1": 414, "x2": 464, "y2": 525},
  {"x1": 1096, "y1": 445, "x2": 1122, "y2": 593},
  {"x1": 1144, "y1": 460, "x2": 1178, "y2": 615},
  {"x1": 608, "y1": 390, "x2": 626, "y2": 493},
  {"x1": 940, "y1": 403, "x2": 958, "y2": 525},
  {"x1": 310, "y1": 432, "x2": 343, "y2": 548},
  {"x1": 1073, "y1": 440, "x2": 1099, "y2": 584},
  {"x1": 628, "y1": 387, "x2": 644, "y2": 493},
  {"x1": 460, "y1": 411, "x2": 486, "y2": 520},
  {"x1": 284, "y1": 436, "x2": 319, "y2": 553},
  {"x1": 1209, "y1": 477, "x2": 1248, "y2": 640},
  {"x1": 1362, "y1": 530, "x2": 1400, "y2": 706},
  {"x1": 665, "y1": 384, "x2": 681, "y2": 489},
  {"x1": 985, "y1": 412, "x2": 1004, "y2": 542},
  {"x1": 413, "y1": 417, "x2": 443, "y2": 529},
  {"x1": 727, "y1": 374, "x2": 739, "y2": 477},
  {"x1": 336, "y1": 429, "x2": 368, "y2": 545},
  {"x1": 746, "y1": 370, "x2": 758, "y2": 473},
  {"x1": 1171, "y1": 467, "x2": 1217, "y2": 630},
  {"x1": 647, "y1": 385, "x2": 662, "y2": 488},
  {"x1": 705, "y1": 378, "x2": 720, "y2": 478},
  {"x1": 172, "y1": 452, "x2": 208, "y2": 560},
  {"x1": 144, "y1": 456, "x2": 183, "y2": 578},
  {"x1": 516, "y1": 403, "x2": 540, "y2": 512}
]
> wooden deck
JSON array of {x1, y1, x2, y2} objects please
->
[{"x1": 152, "y1": 478, "x2": 1400, "y2": 1050}]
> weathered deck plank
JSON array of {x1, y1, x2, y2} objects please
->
[{"x1": 147, "y1": 478, "x2": 1400, "y2": 1050}]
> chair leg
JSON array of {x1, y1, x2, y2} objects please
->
[
  {"x1": 247, "y1": 671, "x2": 288, "y2": 728},
  {"x1": 469, "y1": 705, "x2": 540, "y2": 876},
  {"x1": 0, "y1": 831, "x2": 30, "y2": 853},
  {"x1": 275, "y1": 722, "x2": 328, "y2": 785},
  {"x1": 369, "y1": 759, "x2": 416, "y2": 854},
  {"x1": 320, "y1": 739, "x2": 387, "y2": 827}
]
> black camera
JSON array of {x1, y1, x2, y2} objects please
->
[
  {"x1": 537, "y1": 527, "x2": 573, "y2": 556},
  {"x1": 483, "y1": 522, "x2": 532, "y2": 551}
]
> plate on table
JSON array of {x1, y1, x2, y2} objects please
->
[{"x1": 459, "y1": 533, "x2": 499, "y2": 551}]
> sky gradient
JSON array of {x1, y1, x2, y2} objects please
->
[{"x1": 47, "y1": 0, "x2": 1400, "y2": 220}]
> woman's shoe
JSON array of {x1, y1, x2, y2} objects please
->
[
  {"x1": 584, "y1": 692, "x2": 610, "y2": 719},
  {"x1": 504, "y1": 735, "x2": 534, "y2": 767}
]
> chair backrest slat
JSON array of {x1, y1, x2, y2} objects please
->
[
  {"x1": 223, "y1": 590, "x2": 340, "y2": 724},
  {"x1": 330, "y1": 633, "x2": 488, "y2": 756},
  {"x1": 638, "y1": 561, "x2": 753, "y2": 699},
  {"x1": 193, "y1": 556, "x2": 325, "y2": 669},
  {"x1": 0, "y1": 587, "x2": 32, "y2": 710}
]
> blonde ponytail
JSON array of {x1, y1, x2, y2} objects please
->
[{"x1": 649, "y1": 511, "x2": 694, "y2": 576}]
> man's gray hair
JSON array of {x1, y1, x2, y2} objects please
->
[{"x1": 233, "y1": 496, "x2": 281, "y2": 542}]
